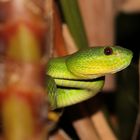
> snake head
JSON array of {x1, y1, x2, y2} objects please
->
[{"x1": 66, "y1": 46, "x2": 133, "y2": 79}]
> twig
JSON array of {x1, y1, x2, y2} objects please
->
[
  {"x1": 49, "y1": 129, "x2": 71, "y2": 140},
  {"x1": 91, "y1": 111, "x2": 117, "y2": 140}
]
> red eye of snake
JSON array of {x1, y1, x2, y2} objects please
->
[{"x1": 104, "y1": 47, "x2": 113, "y2": 55}]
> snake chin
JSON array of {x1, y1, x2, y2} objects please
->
[{"x1": 111, "y1": 64, "x2": 131, "y2": 74}]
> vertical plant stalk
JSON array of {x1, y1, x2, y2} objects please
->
[
  {"x1": 59, "y1": 0, "x2": 89, "y2": 49},
  {"x1": 0, "y1": 0, "x2": 53, "y2": 139},
  {"x1": 53, "y1": 2, "x2": 67, "y2": 56}
]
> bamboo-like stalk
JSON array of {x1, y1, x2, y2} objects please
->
[{"x1": 0, "y1": 0, "x2": 53, "y2": 139}]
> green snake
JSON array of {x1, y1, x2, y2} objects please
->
[{"x1": 46, "y1": 46, "x2": 133, "y2": 109}]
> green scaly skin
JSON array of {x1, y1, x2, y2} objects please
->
[{"x1": 47, "y1": 46, "x2": 133, "y2": 109}]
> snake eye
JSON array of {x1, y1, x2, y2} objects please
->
[{"x1": 104, "y1": 47, "x2": 113, "y2": 55}]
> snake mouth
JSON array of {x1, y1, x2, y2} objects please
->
[
  {"x1": 111, "y1": 54, "x2": 133, "y2": 74},
  {"x1": 55, "y1": 77, "x2": 104, "y2": 94}
]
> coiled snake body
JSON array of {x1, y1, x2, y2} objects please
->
[{"x1": 47, "y1": 46, "x2": 133, "y2": 109}]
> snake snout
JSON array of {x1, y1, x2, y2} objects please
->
[{"x1": 111, "y1": 48, "x2": 133, "y2": 73}]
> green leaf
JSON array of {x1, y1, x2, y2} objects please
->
[{"x1": 59, "y1": 0, "x2": 88, "y2": 49}]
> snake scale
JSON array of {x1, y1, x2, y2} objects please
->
[{"x1": 46, "y1": 46, "x2": 133, "y2": 109}]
